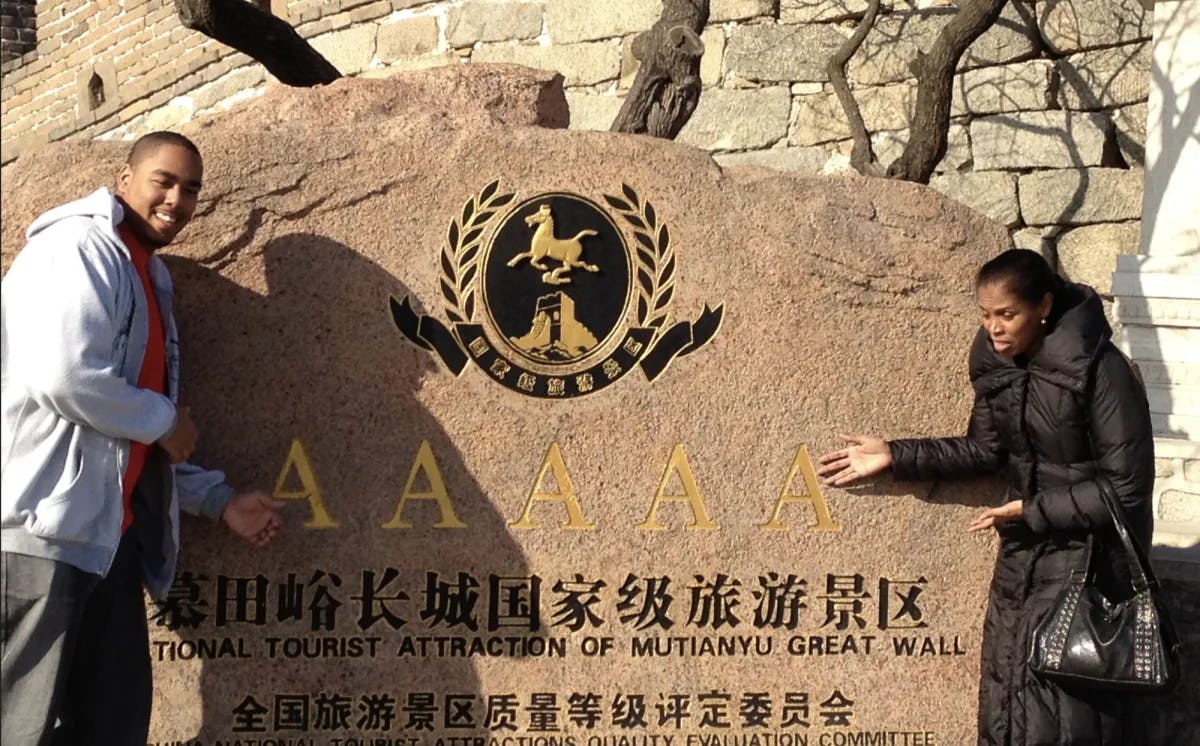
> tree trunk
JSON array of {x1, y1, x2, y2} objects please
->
[
  {"x1": 887, "y1": 0, "x2": 1010, "y2": 183},
  {"x1": 611, "y1": 0, "x2": 709, "y2": 139},
  {"x1": 827, "y1": 0, "x2": 884, "y2": 176},
  {"x1": 173, "y1": 0, "x2": 341, "y2": 87}
]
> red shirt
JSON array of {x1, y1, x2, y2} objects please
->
[{"x1": 118, "y1": 225, "x2": 167, "y2": 534}]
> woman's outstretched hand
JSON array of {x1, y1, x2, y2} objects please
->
[
  {"x1": 817, "y1": 434, "x2": 893, "y2": 486},
  {"x1": 967, "y1": 500, "x2": 1024, "y2": 532}
]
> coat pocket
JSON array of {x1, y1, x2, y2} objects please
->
[{"x1": 28, "y1": 428, "x2": 116, "y2": 544}]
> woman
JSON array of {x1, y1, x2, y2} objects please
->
[{"x1": 817, "y1": 249, "x2": 1155, "y2": 746}]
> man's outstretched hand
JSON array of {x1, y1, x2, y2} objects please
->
[{"x1": 221, "y1": 491, "x2": 285, "y2": 547}]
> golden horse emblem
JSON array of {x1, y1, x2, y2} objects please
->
[{"x1": 506, "y1": 204, "x2": 599, "y2": 285}]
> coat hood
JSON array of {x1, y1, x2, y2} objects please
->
[
  {"x1": 26, "y1": 187, "x2": 124, "y2": 242},
  {"x1": 969, "y1": 281, "x2": 1111, "y2": 396}
]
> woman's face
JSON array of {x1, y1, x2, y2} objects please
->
[{"x1": 977, "y1": 281, "x2": 1052, "y2": 357}]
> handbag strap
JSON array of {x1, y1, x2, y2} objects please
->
[
  {"x1": 1092, "y1": 477, "x2": 1157, "y2": 593},
  {"x1": 1081, "y1": 345, "x2": 1159, "y2": 594}
]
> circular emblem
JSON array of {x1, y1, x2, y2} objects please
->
[
  {"x1": 479, "y1": 194, "x2": 633, "y2": 376},
  {"x1": 389, "y1": 181, "x2": 724, "y2": 400}
]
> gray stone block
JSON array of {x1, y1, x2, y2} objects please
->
[
  {"x1": 1018, "y1": 167, "x2": 1144, "y2": 226},
  {"x1": 446, "y1": 2, "x2": 544, "y2": 48},
  {"x1": 1055, "y1": 221, "x2": 1142, "y2": 293},
  {"x1": 1010, "y1": 226, "x2": 1053, "y2": 263},
  {"x1": 565, "y1": 91, "x2": 625, "y2": 131},
  {"x1": 361, "y1": 53, "x2": 460, "y2": 77},
  {"x1": 545, "y1": 0, "x2": 660, "y2": 44},
  {"x1": 472, "y1": 41, "x2": 622, "y2": 87},
  {"x1": 1057, "y1": 41, "x2": 1151, "y2": 111},
  {"x1": 1040, "y1": 0, "x2": 1150, "y2": 55},
  {"x1": 678, "y1": 86, "x2": 792, "y2": 150},
  {"x1": 714, "y1": 146, "x2": 832, "y2": 175},
  {"x1": 930, "y1": 171, "x2": 1020, "y2": 227},
  {"x1": 853, "y1": 3, "x2": 1038, "y2": 85},
  {"x1": 701, "y1": 27, "x2": 726, "y2": 88},
  {"x1": 310, "y1": 24, "x2": 379, "y2": 75},
  {"x1": 1112, "y1": 102, "x2": 1147, "y2": 166},
  {"x1": 971, "y1": 111, "x2": 1110, "y2": 170},
  {"x1": 952, "y1": 59, "x2": 1055, "y2": 116},
  {"x1": 712, "y1": 0, "x2": 776, "y2": 22},
  {"x1": 725, "y1": 23, "x2": 845, "y2": 83},
  {"x1": 377, "y1": 15, "x2": 440, "y2": 61},
  {"x1": 790, "y1": 82, "x2": 916, "y2": 146},
  {"x1": 781, "y1": 0, "x2": 880, "y2": 23},
  {"x1": 190, "y1": 66, "x2": 267, "y2": 113},
  {"x1": 872, "y1": 123, "x2": 972, "y2": 174}
]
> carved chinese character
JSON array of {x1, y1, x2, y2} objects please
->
[
  {"x1": 819, "y1": 573, "x2": 869, "y2": 631},
  {"x1": 739, "y1": 692, "x2": 773, "y2": 728},
  {"x1": 353, "y1": 568, "x2": 409, "y2": 631},
  {"x1": 356, "y1": 693, "x2": 398, "y2": 731},
  {"x1": 216, "y1": 574, "x2": 269, "y2": 626},
  {"x1": 567, "y1": 692, "x2": 604, "y2": 729},
  {"x1": 403, "y1": 692, "x2": 438, "y2": 731},
  {"x1": 752, "y1": 572, "x2": 809, "y2": 630},
  {"x1": 612, "y1": 693, "x2": 648, "y2": 729},
  {"x1": 698, "y1": 690, "x2": 733, "y2": 728},
  {"x1": 550, "y1": 574, "x2": 607, "y2": 631},
  {"x1": 484, "y1": 694, "x2": 520, "y2": 732},
  {"x1": 231, "y1": 695, "x2": 270, "y2": 733},
  {"x1": 687, "y1": 573, "x2": 742, "y2": 629},
  {"x1": 421, "y1": 571, "x2": 481, "y2": 631},
  {"x1": 149, "y1": 571, "x2": 210, "y2": 630},
  {"x1": 616, "y1": 573, "x2": 675, "y2": 631},
  {"x1": 488, "y1": 575, "x2": 542, "y2": 631},
  {"x1": 819, "y1": 690, "x2": 855, "y2": 728},
  {"x1": 527, "y1": 692, "x2": 561, "y2": 732},
  {"x1": 878, "y1": 576, "x2": 929, "y2": 630},
  {"x1": 273, "y1": 694, "x2": 310, "y2": 731}
]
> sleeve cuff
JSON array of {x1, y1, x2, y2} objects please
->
[
  {"x1": 1022, "y1": 496, "x2": 1050, "y2": 534},
  {"x1": 198, "y1": 482, "x2": 235, "y2": 521}
]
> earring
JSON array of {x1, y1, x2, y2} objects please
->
[{"x1": 1040, "y1": 318, "x2": 1047, "y2": 325}]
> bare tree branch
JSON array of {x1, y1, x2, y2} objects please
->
[
  {"x1": 611, "y1": 0, "x2": 709, "y2": 139},
  {"x1": 827, "y1": 0, "x2": 884, "y2": 176},
  {"x1": 174, "y1": 0, "x2": 341, "y2": 87},
  {"x1": 887, "y1": 0, "x2": 1010, "y2": 183}
]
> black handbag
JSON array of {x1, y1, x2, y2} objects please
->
[{"x1": 1028, "y1": 478, "x2": 1181, "y2": 692}]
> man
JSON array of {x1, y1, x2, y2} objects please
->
[{"x1": 1, "y1": 131, "x2": 284, "y2": 745}]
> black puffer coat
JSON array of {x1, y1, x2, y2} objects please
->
[{"x1": 889, "y1": 282, "x2": 1155, "y2": 746}]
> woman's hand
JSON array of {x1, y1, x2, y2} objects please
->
[
  {"x1": 967, "y1": 499, "x2": 1023, "y2": 532},
  {"x1": 817, "y1": 434, "x2": 893, "y2": 486}
]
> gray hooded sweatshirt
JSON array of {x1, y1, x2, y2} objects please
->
[{"x1": 1, "y1": 187, "x2": 232, "y2": 599}]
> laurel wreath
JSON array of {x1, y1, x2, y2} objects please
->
[
  {"x1": 440, "y1": 180, "x2": 516, "y2": 324},
  {"x1": 604, "y1": 184, "x2": 675, "y2": 335}
]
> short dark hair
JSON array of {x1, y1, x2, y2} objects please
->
[
  {"x1": 125, "y1": 131, "x2": 201, "y2": 166},
  {"x1": 976, "y1": 248, "x2": 1057, "y2": 306}
]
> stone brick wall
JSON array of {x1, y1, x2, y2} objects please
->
[
  {"x1": 0, "y1": 0, "x2": 36, "y2": 62},
  {"x1": 0, "y1": 0, "x2": 1154, "y2": 297}
]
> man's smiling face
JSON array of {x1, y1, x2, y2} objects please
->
[{"x1": 115, "y1": 143, "x2": 203, "y2": 250}]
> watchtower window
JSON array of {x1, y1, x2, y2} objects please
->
[{"x1": 87, "y1": 73, "x2": 106, "y2": 111}]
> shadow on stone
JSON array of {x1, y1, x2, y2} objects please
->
[{"x1": 160, "y1": 233, "x2": 538, "y2": 737}]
